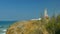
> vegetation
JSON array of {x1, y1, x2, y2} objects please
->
[
  {"x1": 45, "y1": 14, "x2": 60, "y2": 34},
  {"x1": 6, "y1": 14, "x2": 60, "y2": 34}
]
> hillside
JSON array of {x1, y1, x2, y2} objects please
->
[
  {"x1": 6, "y1": 20, "x2": 49, "y2": 34},
  {"x1": 6, "y1": 14, "x2": 60, "y2": 34}
]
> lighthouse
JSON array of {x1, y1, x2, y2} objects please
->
[
  {"x1": 44, "y1": 8, "x2": 49, "y2": 23},
  {"x1": 44, "y1": 8, "x2": 49, "y2": 19}
]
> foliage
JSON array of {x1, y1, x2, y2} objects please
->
[
  {"x1": 45, "y1": 14, "x2": 60, "y2": 34},
  {"x1": 6, "y1": 14, "x2": 60, "y2": 34}
]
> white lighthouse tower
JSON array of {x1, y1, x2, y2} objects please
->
[
  {"x1": 44, "y1": 8, "x2": 48, "y2": 19},
  {"x1": 44, "y1": 8, "x2": 49, "y2": 23}
]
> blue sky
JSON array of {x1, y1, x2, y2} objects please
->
[{"x1": 0, "y1": 0, "x2": 60, "y2": 21}]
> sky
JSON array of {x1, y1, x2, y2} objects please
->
[{"x1": 0, "y1": 0, "x2": 60, "y2": 21}]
